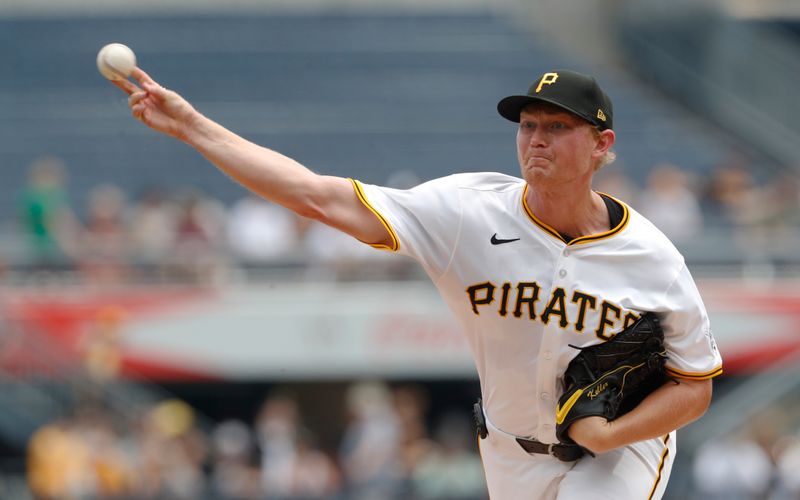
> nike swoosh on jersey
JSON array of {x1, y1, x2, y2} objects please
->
[{"x1": 490, "y1": 233, "x2": 521, "y2": 245}]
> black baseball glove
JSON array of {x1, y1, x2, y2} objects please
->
[{"x1": 555, "y1": 312, "x2": 670, "y2": 445}]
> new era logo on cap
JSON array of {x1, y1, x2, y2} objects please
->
[{"x1": 497, "y1": 69, "x2": 613, "y2": 130}]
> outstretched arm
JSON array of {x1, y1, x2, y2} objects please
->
[
  {"x1": 568, "y1": 377, "x2": 712, "y2": 453},
  {"x1": 112, "y1": 68, "x2": 392, "y2": 247}
]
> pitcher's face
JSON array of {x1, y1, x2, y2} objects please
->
[{"x1": 517, "y1": 104, "x2": 612, "y2": 188}]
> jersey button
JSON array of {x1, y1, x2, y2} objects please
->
[
  {"x1": 558, "y1": 269, "x2": 567, "y2": 278},
  {"x1": 563, "y1": 249, "x2": 570, "y2": 257},
  {"x1": 541, "y1": 392, "x2": 550, "y2": 400},
  {"x1": 544, "y1": 351, "x2": 552, "y2": 359}
]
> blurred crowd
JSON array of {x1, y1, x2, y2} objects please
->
[
  {"x1": 23, "y1": 380, "x2": 800, "y2": 500},
  {"x1": 6, "y1": 154, "x2": 800, "y2": 285},
  {"x1": 9, "y1": 156, "x2": 418, "y2": 285},
  {"x1": 691, "y1": 407, "x2": 800, "y2": 500},
  {"x1": 593, "y1": 158, "x2": 800, "y2": 250},
  {"x1": 25, "y1": 382, "x2": 486, "y2": 500}
]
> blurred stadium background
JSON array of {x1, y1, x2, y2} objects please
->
[{"x1": 1, "y1": 0, "x2": 800, "y2": 498}]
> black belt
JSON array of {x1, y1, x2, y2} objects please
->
[
  {"x1": 472, "y1": 399, "x2": 585, "y2": 462},
  {"x1": 515, "y1": 437, "x2": 586, "y2": 462}
]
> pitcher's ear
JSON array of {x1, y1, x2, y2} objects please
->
[{"x1": 594, "y1": 128, "x2": 615, "y2": 155}]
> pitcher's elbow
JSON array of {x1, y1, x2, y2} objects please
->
[
  {"x1": 690, "y1": 378, "x2": 714, "y2": 421},
  {"x1": 291, "y1": 199, "x2": 328, "y2": 222}
]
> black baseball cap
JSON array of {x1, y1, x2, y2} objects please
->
[{"x1": 497, "y1": 69, "x2": 613, "y2": 130}]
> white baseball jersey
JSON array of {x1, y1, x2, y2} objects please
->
[{"x1": 350, "y1": 172, "x2": 722, "y2": 499}]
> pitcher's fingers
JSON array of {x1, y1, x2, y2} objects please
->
[
  {"x1": 131, "y1": 68, "x2": 175, "y2": 102},
  {"x1": 131, "y1": 103, "x2": 146, "y2": 120},
  {"x1": 131, "y1": 67, "x2": 165, "y2": 92},
  {"x1": 128, "y1": 91, "x2": 147, "y2": 108},
  {"x1": 141, "y1": 81, "x2": 168, "y2": 100},
  {"x1": 112, "y1": 78, "x2": 140, "y2": 95}
]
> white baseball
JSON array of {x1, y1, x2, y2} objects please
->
[{"x1": 97, "y1": 43, "x2": 137, "y2": 80}]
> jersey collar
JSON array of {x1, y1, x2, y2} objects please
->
[{"x1": 521, "y1": 184, "x2": 630, "y2": 246}]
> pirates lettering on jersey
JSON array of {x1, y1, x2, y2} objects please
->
[
  {"x1": 541, "y1": 287, "x2": 569, "y2": 328},
  {"x1": 466, "y1": 280, "x2": 641, "y2": 340},
  {"x1": 596, "y1": 300, "x2": 621, "y2": 340}
]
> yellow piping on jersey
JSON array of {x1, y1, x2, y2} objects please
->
[
  {"x1": 647, "y1": 434, "x2": 671, "y2": 500},
  {"x1": 349, "y1": 178, "x2": 400, "y2": 252},
  {"x1": 521, "y1": 185, "x2": 630, "y2": 245},
  {"x1": 665, "y1": 364, "x2": 723, "y2": 380}
]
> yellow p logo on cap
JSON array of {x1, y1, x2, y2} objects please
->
[{"x1": 535, "y1": 72, "x2": 559, "y2": 93}]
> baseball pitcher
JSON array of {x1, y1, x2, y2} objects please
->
[{"x1": 111, "y1": 67, "x2": 722, "y2": 499}]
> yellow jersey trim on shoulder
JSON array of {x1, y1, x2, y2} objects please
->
[
  {"x1": 520, "y1": 186, "x2": 631, "y2": 246},
  {"x1": 665, "y1": 364, "x2": 723, "y2": 380},
  {"x1": 349, "y1": 178, "x2": 400, "y2": 252}
]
